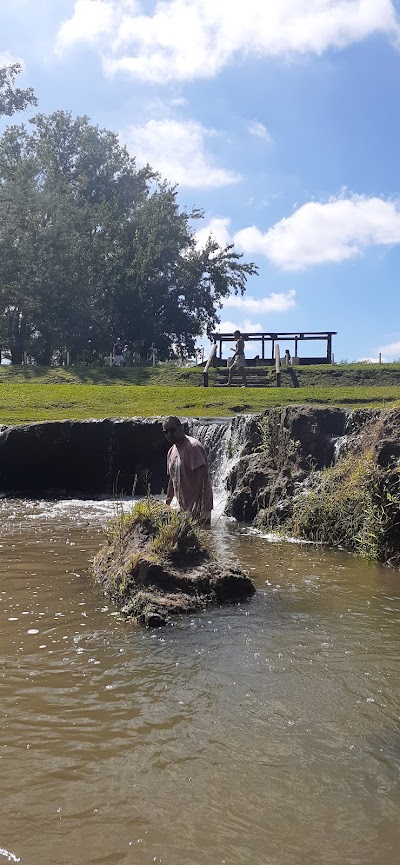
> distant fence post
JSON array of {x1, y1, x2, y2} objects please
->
[
  {"x1": 379, "y1": 352, "x2": 382, "y2": 365},
  {"x1": 275, "y1": 344, "x2": 281, "y2": 387}
]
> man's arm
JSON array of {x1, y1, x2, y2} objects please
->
[{"x1": 166, "y1": 477, "x2": 174, "y2": 506}]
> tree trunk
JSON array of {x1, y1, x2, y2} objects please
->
[
  {"x1": 38, "y1": 339, "x2": 53, "y2": 366},
  {"x1": 11, "y1": 343, "x2": 24, "y2": 365}
]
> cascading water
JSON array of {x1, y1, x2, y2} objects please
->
[
  {"x1": 333, "y1": 434, "x2": 349, "y2": 462},
  {"x1": 190, "y1": 416, "x2": 252, "y2": 516}
]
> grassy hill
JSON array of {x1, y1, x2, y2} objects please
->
[
  {"x1": 1, "y1": 361, "x2": 400, "y2": 388},
  {"x1": 0, "y1": 362, "x2": 399, "y2": 423}
]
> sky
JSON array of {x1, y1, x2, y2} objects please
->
[{"x1": 2, "y1": 0, "x2": 400, "y2": 362}]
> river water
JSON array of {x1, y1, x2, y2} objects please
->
[{"x1": 0, "y1": 497, "x2": 399, "y2": 865}]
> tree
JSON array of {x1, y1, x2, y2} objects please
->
[
  {"x1": 108, "y1": 189, "x2": 256, "y2": 357},
  {"x1": 0, "y1": 110, "x2": 257, "y2": 363},
  {"x1": 0, "y1": 111, "x2": 151, "y2": 362},
  {"x1": 0, "y1": 63, "x2": 37, "y2": 117}
]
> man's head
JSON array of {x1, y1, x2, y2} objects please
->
[
  {"x1": 162, "y1": 416, "x2": 185, "y2": 444},
  {"x1": 233, "y1": 330, "x2": 241, "y2": 338}
]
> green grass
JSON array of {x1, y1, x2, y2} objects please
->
[
  {"x1": 284, "y1": 449, "x2": 400, "y2": 562},
  {"x1": 1, "y1": 361, "x2": 400, "y2": 389},
  {"x1": 0, "y1": 363, "x2": 205, "y2": 386},
  {"x1": 0, "y1": 382, "x2": 400, "y2": 423}
]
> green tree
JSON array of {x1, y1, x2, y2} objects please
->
[
  {"x1": 0, "y1": 112, "x2": 151, "y2": 362},
  {"x1": 0, "y1": 63, "x2": 37, "y2": 117},
  {"x1": 0, "y1": 110, "x2": 257, "y2": 364}
]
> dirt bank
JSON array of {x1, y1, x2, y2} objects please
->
[{"x1": 226, "y1": 406, "x2": 400, "y2": 565}]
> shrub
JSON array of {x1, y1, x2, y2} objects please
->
[{"x1": 287, "y1": 449, "x2": 400, "y2": 560}]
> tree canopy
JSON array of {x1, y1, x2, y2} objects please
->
[
  {"x1": 0, "y1": 107, "x2": 258, "y2": 364},
  {"x1": 0, "y1": 62, "x2": 37, "y2": 118}
]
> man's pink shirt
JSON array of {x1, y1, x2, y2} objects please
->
[{"x1": 167, "y1": 435, "x2": 213, "y2": 514}]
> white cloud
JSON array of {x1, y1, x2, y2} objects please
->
[
  {"x1": 218, "y1": 318, "x2": 262, "y2": 334},
  {"x1": 196, "y1": 217, "x2": 233, "y2": 249},
  {"x1": 223, "y1": 290, "x2": 296, "y2": 313},
  {"x1": 56, "y1": 0, "x2": 400, "y2": 83},
  {"x1": 170, "y1": 97, "x2": 187, "y2": 107},
  {"x1": 357, "y1": 356, "x2": 388, "y2": 362},
  {"x1": 376, "y1": 340, "x2": 400, "y2": 356},
  {"x1": 122, "y1": 119, "x2": 240, "y2": 188},
  {"x1": 57, "y1": 0, "x2": 115, "y2": 47},
  {"x1": 248, "y1": 121, "x2": 272, "y2": 142},
  {"x1": 234, "y1": 195, "x2": 400, "y2": 269}
]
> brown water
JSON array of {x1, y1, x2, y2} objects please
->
[{"x1": 0, "y1": 498, "x2": 399, "y2": 865}]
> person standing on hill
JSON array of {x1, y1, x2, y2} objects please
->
[
  {"x1": 163, "y1": 416, "x2": 213, "y2": 528},
  {"x1": 113, "y1": 338, "x2": 123, "y2": 367},
  {"x1": 147, "y1": 343, "x2": 158, "y2": 366},
  {"x1": 227, "y1": 329, "x2": 246, "y2": 386},
  {"x1": 123, "y1": 344, "x2": 132, "y2": 366}
]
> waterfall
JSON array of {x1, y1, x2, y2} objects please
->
[
  {"x1": 333, "y1": 434, "x2": 349, "y2": 462},
  {"x1": 189, "y1": 416, "x2": 252, "y2": 514}
]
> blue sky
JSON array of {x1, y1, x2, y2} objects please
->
[{"x1": 2, "y1": 0, "x2": 400, "y2": 361}]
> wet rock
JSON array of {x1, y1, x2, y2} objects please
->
[
  {"x1": 225, "y1": 407, "x2": 346, "y2": 529},
  {"x1": 0, "y1": 418, "x2": 169, "y2": 495}
]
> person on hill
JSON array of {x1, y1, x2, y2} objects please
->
[
  {"x1": 112, "y1": 338, "x2": 123, "y2": 367},
  {"x1": 227, "y1": 329, "x2": 246, "y2": 386},
  {"x1": 123, "y1": 344, "x2": 132, "y2": 366},
  {"x1": 163, "y1": 416, "x2": 213, "y2": 528},
  {"x1": 132, "y1": 347, "x2": 141, "y2": 366},
  {"x1": 147, "y1": 342, "x2": 158, "y2": 366}
]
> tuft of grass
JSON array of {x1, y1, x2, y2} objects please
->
[
  {"x1": 151, "y1": 509, "x2": 205, "y2": 563},
  {"x1": 285, "y1": 449, "x2": 400, "y2": 560},
  {"x1": 108, "y1": 498, "x2": 208, "y2": 568},
  {"x1": 257, "y1": 409, "x2": 300, "y2": 468}
]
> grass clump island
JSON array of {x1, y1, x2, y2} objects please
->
[
  {"x1": 93, "y1": 499, "x2": 255, "y2": 627},
  {"x1": 107, "y1": 498, "x2": 207, "y2": 570}
]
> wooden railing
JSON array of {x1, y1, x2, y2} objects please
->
[{"x1": 275, "y1": 344, "x2": 281, "y2": 387}]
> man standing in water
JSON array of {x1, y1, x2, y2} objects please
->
[{"x1": 163, "y1": 416, "x2": 213, "y2": 528}]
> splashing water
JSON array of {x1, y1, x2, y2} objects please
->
[{"x1": 190, "y1": 416, "x2": 252, "y2": 517}]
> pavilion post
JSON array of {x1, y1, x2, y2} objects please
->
[{"x1": 327, "y1": 333, "x2": 332, "y2": 362}]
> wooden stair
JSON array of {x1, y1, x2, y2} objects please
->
[{"x1": 213, "y1": 367, "x2": 272, "y2": 387}]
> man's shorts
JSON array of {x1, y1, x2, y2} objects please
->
[{"x1": 232, "y1": 354, "x2": 246, "y2": 369}]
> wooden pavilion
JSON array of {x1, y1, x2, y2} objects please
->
[{"x1": 210, "y1": 331, "x2": 337, "y2": 366}]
